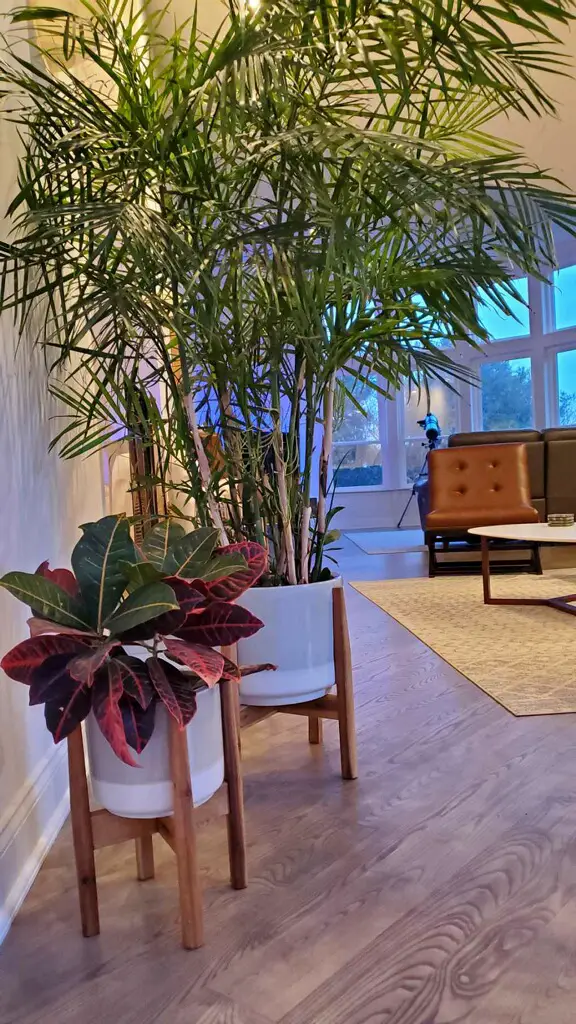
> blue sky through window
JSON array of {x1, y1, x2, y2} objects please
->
[
  {"x1": 477, "y1": 278, "x2": 530, "y2": 341},
  {"x1": 553, "y1": 265, "x2": 576, "y2": 331},
  {"x1": 557, "y1": 349, "x2": 576, "y2": 425}
]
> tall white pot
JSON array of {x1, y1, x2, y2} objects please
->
[
  {"x1": 237, "y1": 575, "x2": 342, "y2": 706},
  {"x1": 86, "y1": 686, "x2": 224, "y2": 819}
]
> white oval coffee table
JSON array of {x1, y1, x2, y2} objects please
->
[{"x1": 469, "y1": 523, "x2": 576, "y2": 615}]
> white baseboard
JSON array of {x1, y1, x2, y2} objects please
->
[{"x1": 0, "y1": 743, "x2": 70, "y2": 945}]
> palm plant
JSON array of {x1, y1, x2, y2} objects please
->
[{"x1": 1, "y1": 0, "x2": 576, "y2": 582}]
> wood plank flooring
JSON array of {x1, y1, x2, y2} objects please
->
[{"x1": 2, "y1": 537, "x2": 576, "y2": 1023}]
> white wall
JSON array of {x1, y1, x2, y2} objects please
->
[
  {"x1": 334, "y1": 488, "x2": 421, "y2": 532},
  {"x1": 153, "y1": 0, "x2": 227, "y2": 37},
  {"x1": 0, "y1": 3, "x2": 104, "y2": 942},
  {"x1": 189, "y1": 2, "x2": 576, "y2": 190},
  {"x1": 490, "y1": 25, "x2": 576, "y2": 191}
]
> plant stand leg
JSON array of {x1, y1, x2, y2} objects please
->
[
  {"x1": 135, "y1": 836, "x2": 155, "y2": 881},
  {"x1": 333, "y1": 587, "x2": 358, "y2": 781},
  {"x1": 308, "y1": 717, "x2": 323, "y2": 744},
  {"x1": 68, "y1": 727, "x2": 99, "y2": 937},
  {"x1": 220, "y1": 678, "x2": 248, "y2": 890},
  {"x1": 222, "y1": 645, "x2": 242, "y2": 758},
  {"x1": 168, "y1": 717, "x2": 203, "y2": 949}
]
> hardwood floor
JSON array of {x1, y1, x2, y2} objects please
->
[{"x1": 3, "y1": 535, "x2": 576, "y2": 1023}]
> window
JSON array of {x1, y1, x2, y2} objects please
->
[
  {"x1": 553, "y1": 265, "x2": 576, "y2": 331},
  {"x1": 410, "y1": 293, "x2": 451, "y2": 347},
  {"x1": 333, "y1": 374, "x2": 382, "y2": 487},
  {"x1": 329, "y1": 239, "x2": 576, "y2": 500},
  {"x1": 557, "y1": 349, "x2": 576, "y2": 425},
  {"x1": 332, "y1": 443, "x2": 382, "y2": 488},
  {"x1": 404, "y1": 380, "x2": 460, "y2": 483},
  {"x1": 477, "y1": 278, "x2": 530, "y2": 341},
  {"x1": 481, "y1": 357, "x2": 533, "y2": 430}
]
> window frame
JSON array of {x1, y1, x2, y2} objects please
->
[{"x1": 333, "y1": 245, "x2": 576, "y2": 493}]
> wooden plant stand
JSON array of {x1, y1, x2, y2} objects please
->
[
  {"x1": 67, "y1": 678, "x2": 246, "y2": 950},
  {"x1": 239, "y1": 586, "x2": 358, "y2": 780}
]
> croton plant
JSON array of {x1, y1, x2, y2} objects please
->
[{"x1": 0, "y1": 516, "x2": 269, "y2": 765}]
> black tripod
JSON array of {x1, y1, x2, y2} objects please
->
[{"x1": 396, "y1": 438, "x2": 440, "y2": 530}]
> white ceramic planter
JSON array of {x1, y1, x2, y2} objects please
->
[
  {"x1": 86, "y1": 686, "x2": 224, "y2": 818},
  {"x1": 237, "y1": 575, "x2": 342, "y2": 706}
]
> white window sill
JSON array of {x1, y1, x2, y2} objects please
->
[{"x1": 335, "y1": 484, "x2": 412, "y2": 494}]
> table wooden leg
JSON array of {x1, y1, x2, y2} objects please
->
[
  {"x1": 67, "y1": 727, "x2": 99, "y2": 938},
  {"x1": 308, "y1": 717, "x2": 323, "y2": 744},
  {"x1": 135, "y1": 836, "x2": 155, "y2": 881},
  {"x1": 168, "y1": 718, "x2": 203, "y2": 949},
  {"x1": 220, "y1": 678, "x2": 247, "y2": 890},
  {"x1": 333, "y1": 587, "x2": 358, "y2": 781},
  {"x1": 481, "y1": 536, "x2": 492, "y2": 603}
]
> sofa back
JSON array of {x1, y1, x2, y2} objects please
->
[
  {"x1": 543, "y1": 428, "x2": 576, "y2": 516},
  {"x1": 449, "y1": 429, "x2": 545, "y2": 518}
]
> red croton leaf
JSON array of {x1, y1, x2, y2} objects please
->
[
  {"x1": 162, "y1": 637, "x2": 224, "y2": 687},
  {"x1": 174, "y1": 601, "x2": 264, "y2": 647},
  {"x1": 28, "y1": 653, "x2": 92, "y2": 743},
  {"x1": 1, "y1": 635, "x2": 89, "y2": 684},
  {"x1": 36, "y1": 561, "x2": 79, "y2": 598},
  {"x1": 92, "y1": 661, "x2": 138, "y2": 767},
  {"x1": 29, "y1": 652, "x2": 83, "y2": 705},
  {"x1": 240, "y1": 663, "x2": 277, "y2": 678},
  {"x1": 44, "y1": 687, "x2": 92, "y2": 743},
  {"x1": 165, "y1": 577, "x2": 209, "y2": 614},
  {"x1": 220, "y1": 655, "x2": 241, "y2": 684},
  {"x1": 150, "y1": 577, "x2": 209, "y2": 636},
  {"x1": 120, "y1": 696, "x2": 156, "y2": 754},
  {"x1": 219, "y1": 657, "x2": 277, "y2": 684},
  {"x1": 200, "y1": 542, "x2": 268, "y2": 602},
  {"x1": 68, "y1": 641, "x2": 120, "y2": 686},
  {"x1": 147, "y1": 656, "x2": 198, "y2": 728},
  {"x1": 116, "y1": 654, "x2": 154, "y2": 709},
  {"x1": 27, "y1": 617, "x2": 99, "y2": 639}
]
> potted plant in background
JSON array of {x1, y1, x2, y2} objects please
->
[
  {"x1": 2, "y1": 0, "x2": 576, "y2": 707},
  {"x1": 0, "y1": 515, "x2": 269, "y2": 816}
]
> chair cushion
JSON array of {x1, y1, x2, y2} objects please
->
[{"x1": 426, "y1": 506, "x2": 540, "y2": 530}]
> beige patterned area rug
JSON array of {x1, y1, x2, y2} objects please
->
[{"x1": 351, "y1": 574, "x2": 576, "y2": 716}]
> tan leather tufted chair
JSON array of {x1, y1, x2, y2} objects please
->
[{"x1": 425, "y1": 442, "x2": 540, "y2": 577}]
